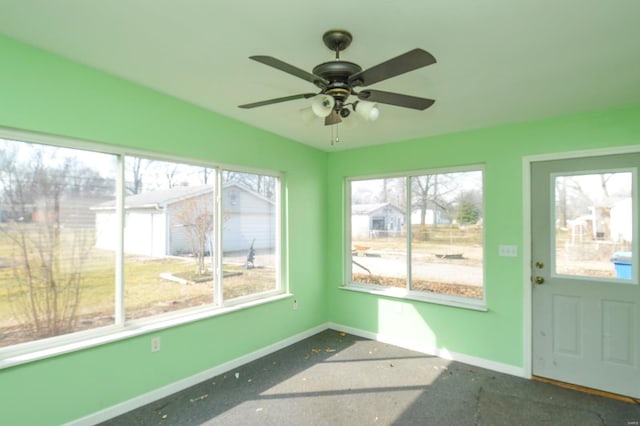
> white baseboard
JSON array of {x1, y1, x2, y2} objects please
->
[
  {"x1": 69, "y1": 321, "x2": 525, "y2": 425},
  {"x1": 67, "y1": 323, "x2": 329, "y2": 426},
  {"x1": 327, "y1": 322, "x2": 526, "y2": 378}
]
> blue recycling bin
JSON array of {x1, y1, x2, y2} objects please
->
[{"x1": 611, "y1": 251, "x2": 632, "y2": 279}]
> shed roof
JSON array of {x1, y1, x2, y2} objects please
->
[{"x1": 92, "y1": 182, "x2": 274, "y2": 211}]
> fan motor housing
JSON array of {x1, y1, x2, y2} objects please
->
[
  {"x1": 313, "y1": 61, "x2": 361, "y2": 102},
  {"x1": 312, "y1": 61, "x2": 361, "y2": 81}
]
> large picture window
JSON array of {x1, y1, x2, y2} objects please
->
[
  {"x1": 0, "y1": 135, "x2": 282, "y2": 355},
  {"x1": 348, "y1": 167, "x2": 484, "y2": 307}
]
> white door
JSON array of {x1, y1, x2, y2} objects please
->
[{"x1": 531, "y1": 154, "x2": 640, "y2": 397}]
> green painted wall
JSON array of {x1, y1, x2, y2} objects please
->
[
  {"x1": 0, "y1": 35, "x2": 328, "y2": 425},
  {"x1": 327, "y1": 104, "x2": 640, "y2": 367},
  {"x1": 2, "y1": 31, "x2": 640, "y2": 425}
]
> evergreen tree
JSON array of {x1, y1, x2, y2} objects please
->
[{"x1": 456, "y1": 200, "x2": 480, "y2": 224}]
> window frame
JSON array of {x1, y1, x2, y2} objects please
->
[
  {"x1": 550, "y1": 167, "x2": 638, "y2": 284},
  {"x1": 218, "y1": 168, "x2": 283, "y2": 305},
  {"x1": 0, "y1": 127, "x2": 287, "y2": 368},
  {"x1": 344, "y1": 164, "x2": 487, "y2": 311}
]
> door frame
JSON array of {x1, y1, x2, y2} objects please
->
[{"x1": 522, "y1": 144, "x2": 640, "y2": 379}]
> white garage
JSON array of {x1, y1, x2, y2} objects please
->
[{"x1": 93, "y1": 183, "x2": 275, "y2": 257}]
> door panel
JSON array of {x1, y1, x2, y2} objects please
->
[
  {"x1": 552, "y1": 295, "x2": 582, "y2": 356},
  {"x1": 532, "y1": 154, "x2": 639, "y2": 398},
  {"x1": 602, "y1": 300, "x2": 634, "y2": 366}
]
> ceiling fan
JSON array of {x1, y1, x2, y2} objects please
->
[{"x1": 239, "y1": 29, "x2": 436, "y2": 126}]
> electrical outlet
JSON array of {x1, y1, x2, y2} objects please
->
[
  {"x1": 292, "y1": 299, "x2": 298, "y2": 310},
  {"x1": 499, "y1": 245, "x2": 518, "y2": 257},
  {"x1": 151, "y1": 336, "x2": 161, "y2": 352}
]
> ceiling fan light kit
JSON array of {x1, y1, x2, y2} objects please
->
[
  {"x1": 239, "y1": 29, "x2": 436, "y2": 143},
  {"x1": 311, "y1": 94, "x2": 335, "y2": 118}
]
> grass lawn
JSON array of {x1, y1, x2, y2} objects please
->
[{"x1": 0, "y1": 247, "x2": 276, "y2": 347}]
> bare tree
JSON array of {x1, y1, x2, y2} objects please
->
[
  {"x1": 379, "y1": 178, "x2": 406, "y2": 208},
  {"x1": 200, "y1": 167, "x2": 211, "y2": 185},
  {"x1": 126, "y1": 157, "x2": 153, "y2": 194},
  {"x1": 412, "y1": 175, "x2": 433, "y2": 226},
  {"x1": 411, "y1": 174, "x2": 456, "y2": 226},
  {"x1": 175, "y1": 195, "x2": 214, "y2": 276},
  {"x1": 0, "y1": 143, "x2": 107, "y2": 339},
  {"x1": 556, "y1": 177, "x2": 569, "y2": 228},
  {"x1": 163, "y1": 164, "x2": 180, "y2": 189},
  {"x1": 559, "y1": 173, "x2": 627, "y2": 220}
]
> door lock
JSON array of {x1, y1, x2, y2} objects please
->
[
  {"x1": 535, "y1": 276, "x2": 545, "y2": 285},
  {"x1": 535, "y1": 261, "x2": 544, "y2": 269}
]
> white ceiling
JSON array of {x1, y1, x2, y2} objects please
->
[{"x1": 0, "y1": 0, "x2": 639, "y2": 151}]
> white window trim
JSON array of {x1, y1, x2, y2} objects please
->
[
  {"x1": 0, "y1": 292, "x2": 291, "y2": 369},
  {"x1": 344, "y1": 165, "x2": 487, "y2": 310},
  {"x1": 549, "y1": 167, "x2": 638, "y2": 284},
  {"x1": 0, "y1": 126, "x2": 286, "y2": 366},
  {"x1": 218, "y1": 169, "x2": 284, "y2": 304}
]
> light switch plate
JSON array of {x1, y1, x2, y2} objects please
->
[
  {"x1": 151, "y1": 336, "x2": 160, "y2": 352},
  {"x1": 499, "y1": 245, "x2": 518, "y2": 257}
]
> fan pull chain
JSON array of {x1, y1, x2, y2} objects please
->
[{"x1": 330, "y1": 123, "x2": 340, "y2": 146}]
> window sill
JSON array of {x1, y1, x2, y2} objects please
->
[
  {"x1": 0, "y1": 292, "x2": 292, "y2": 370},
  {"x1": 341, "y1": 283, "x2": 488, "y2": 311}
]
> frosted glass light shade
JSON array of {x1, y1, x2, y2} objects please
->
[
  {"x1": 356, "y1": 101, "x2": 380, "y2": 121},
  {"x1": 311, "y1": 95, "x2": 335, "y2": 118}
]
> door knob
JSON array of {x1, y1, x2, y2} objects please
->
[{"x1": 535, "y1": 276, "x2": 545, "y2": 284}]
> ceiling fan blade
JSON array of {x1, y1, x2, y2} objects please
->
[
  {"x1": 250, "y1": 56, "x2": 329, "y2": 87},
  {"x1": 349, "y1": 49, "x2": 436, "y2": 87},
  {"x1": 358, "y1": 90, "x2": 435, "y2": 110},
  {"x1": 238, "y1": 93, "x2": 317, "y2": 109}
]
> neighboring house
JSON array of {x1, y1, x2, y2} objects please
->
[
  {"x1": 92, "y1": 183, "x2": 275, "y2": 257},
  {"x1": 1, "y1": 197, "x2": 107, "y2": 226},
  {"x1": 565, "y1": 206, "x2": 612, "y2": 242},
  {"x1": 33, "y1": 196, "x2": 109, "y2": 228},
  {"x1": 351, "y1": 203, "x2": 405, "y2": 238},
  {"x1": 1, "y1": 197, "x2": 109, "y2": 226},
  {"x1": 565, "y1": 199, "x2": 632, "y2": 244},
  {"x1": 610, "y1": 198, "x2": 632, "y2": 243},
  {"x1": 222, "y1": 183, "x2": 276, "y2": 252},
  {"x1": 410, "y1": 209, "x2": 452, "y2": 226}
]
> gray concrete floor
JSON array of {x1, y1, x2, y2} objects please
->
[{"x1": 102, "y1": 330, "x2": 640, "y2": 425}]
